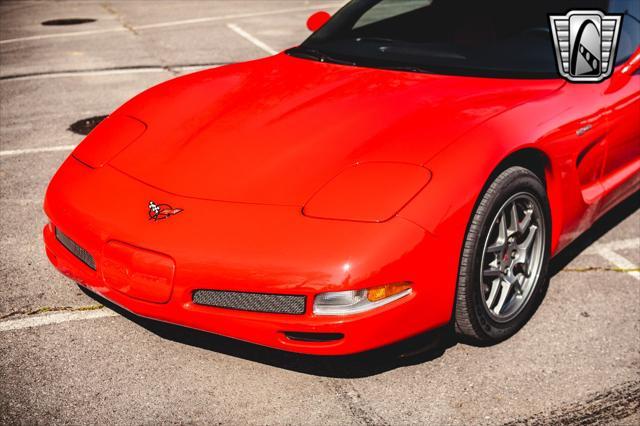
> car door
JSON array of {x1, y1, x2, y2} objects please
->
[{"x1": 598, "y1": 2, "x2": 640, "y2": 213}]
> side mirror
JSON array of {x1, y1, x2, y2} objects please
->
[{"x1": 307, "y1": 11, "x2": 331, "y2": 32}]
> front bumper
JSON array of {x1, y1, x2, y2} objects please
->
[{"x1": 43, "y1": 158, "x2": 456, "y2": 355}]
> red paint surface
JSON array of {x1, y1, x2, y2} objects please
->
[{"x1": 44, "y1": 49, "x2": 640, "y2": 354}]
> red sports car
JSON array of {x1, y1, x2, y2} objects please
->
[{"x1": 44, "y1": 1, "x2": 640, "y2": 355}]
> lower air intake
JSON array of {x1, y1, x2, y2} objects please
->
[
  {"x1": 192, "y1": 290, "x2": 306, "y2": 315},
  {"x1": 55, "y1": 227, "x2": 96, "y2": 270}
]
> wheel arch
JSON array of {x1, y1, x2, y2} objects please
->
[
  {"x1": 487, "y1": 148, "x2": 563, "y2": 254},
  {"x1": 487, "y1": 148, "x2": 549, "y2": 187},
  {"x1": 397, "y1": 143, "x2": 564, "y2": 329}
]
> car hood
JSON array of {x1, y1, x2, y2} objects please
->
[{"x1": 110, "y1": 53, "x2": 562, "y2": 206}]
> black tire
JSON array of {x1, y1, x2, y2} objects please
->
[{"x1": 454, "y1": 166, "x2": 551, "y2": 344}]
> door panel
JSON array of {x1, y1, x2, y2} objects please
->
[
  {"x1": 598, "y1": 2, "x2": 640, "y2": 213},
  {"x1": 603, "y1": 76, "x2": 640, "y2": 176}
]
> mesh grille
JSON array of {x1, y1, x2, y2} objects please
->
[
  {"x1": 192, "y1": 290, "x2": 306, "y2": 315},
  {"x1": 55, "y1": 228, "x2": 96, "y2": 270}
]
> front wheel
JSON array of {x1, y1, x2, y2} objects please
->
[{"x1": 454, "y1": 166, "x2": 551, "y2": 343}]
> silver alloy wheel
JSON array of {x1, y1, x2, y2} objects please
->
[{"x1": 479, "y1": 192, "x2": 545, "y2": 323}]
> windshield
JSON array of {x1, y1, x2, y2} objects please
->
[{"x1": 288, "y1": 0, "x2": 639, "y2": 78}]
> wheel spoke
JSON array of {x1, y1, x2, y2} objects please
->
[
  {"x1": 518, "y1": 224, "x2": 538, "y2": 251},
  {"x1": 487, "y1": 241, "x2": 505, "y2": 254},
  {"x1": 518, "y1": 208, "x2": 533, "y2": 235},
  {"x1": 488, "y1": 213, "x2": 508, "y2": 253},
  {"x1": 513, "y1": 273, "x2": 525, "y2": 295},
  {"x1": 508, "y1": 202, "x2": 519, "y2": 236},
  {"x1": 511, "y1": 255, "x2": 529, "y2": 276},
  {"x1": 485, "y1": 278, "x2": 501, "y2": 308},
  {"x1": 483, "y1": 267, "x2": 501, "y2": 279},
  {"x1": 505, "y1": 271, "x2": 523, "y2": 288},
  {"x1": 525, "y1": 259, "x2": 534, "y2": 278},
  {"x1": 497, "y1": 211, "x2": 508, "y2": 242},
  {"x1": 493, "y1": 279, "x2": 512, "y2": 315},
  {"x1": 511, "y1": 248, "x2": 529, "y2": 269}
]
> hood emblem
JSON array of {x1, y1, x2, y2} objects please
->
[{"x1": 148, "y1": 201, "x2": 183, "y2": 221}]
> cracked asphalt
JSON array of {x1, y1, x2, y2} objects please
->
[{"x1": 1, "y1": 1, "x2": 639, "y2": 425}]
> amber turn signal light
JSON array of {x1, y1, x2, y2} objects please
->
[
  {"x1": 367, "y1": 282, "x2": 412, "y2": 302},
  {"x1": 314, "y1": 282, "x2": 413, "y2": 315}
]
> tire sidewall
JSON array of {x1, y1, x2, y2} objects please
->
[{"x1": 465, "y1": 168, "x2": 551, "y2": 341}]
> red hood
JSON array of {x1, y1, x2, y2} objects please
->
[{"x1": 110, "y1": 53, "x2": 562, "y2": 205}]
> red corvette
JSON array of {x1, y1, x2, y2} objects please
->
[{"x1": 44, "y1": 1, "x2": 640, "y2": 355}]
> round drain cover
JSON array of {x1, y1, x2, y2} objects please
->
[
  {"x1": 68, "y1": 115, "x2": 108, "y2": 136},
  {"x1": 42, "y1": 18, "x2": 96, "y2": 26}
]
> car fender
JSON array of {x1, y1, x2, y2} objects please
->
[{"x1": 398, "y1": 98, "x2": 569, "y2": 259}]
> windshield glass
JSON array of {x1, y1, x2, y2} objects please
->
[{"x1": 289, "y1": 0, "x2": 639, "y2": 78}]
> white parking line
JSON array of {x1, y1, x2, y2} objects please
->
[
  {"x1": 0, "y1": 145, "x2": 76, "y2": 157},
  {"x1": 1, "y1": 63, "x2": 223, "y2": 82},
  {"x1": 592, "y1": 238, "x2": 640, "y2": 252},
  {"x1": 0, "y1": 27, "x2": 127, "y2": 45},
  {"x1": 0, "y1": 308, "x2": 118, "y2": 332},
  {"x1": 0, "y1": 3, "x2": 341, "y2": 45},
  {"x1": 595, "y1": 246, "x2": 640, "y2": 280},
  {"x1": 583, "y1": 238, "x2": 640, "y2": 280},
  {"x1": 132, "y1": 3, "x2": 341, "y2": 30},
  {"x1": 1, "y1": 67, "x2": 171, "y2": 82},
  {"x1": 227, "y1": 23, "x2": 277, "y2": 55}
]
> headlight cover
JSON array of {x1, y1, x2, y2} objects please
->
[
  {"x1": 72, "y1": 114, "x2": 147, "y2": 168},
  {"x1": 303, "y1": 162, "x2": 431, "y2": 222},
  {"x1": 313, "y1": 282, "x2": 412, "y2": 315}
]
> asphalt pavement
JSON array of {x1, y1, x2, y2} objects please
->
[{"x1": 1, "y1": 1, "x2": 639, "y2": 425}]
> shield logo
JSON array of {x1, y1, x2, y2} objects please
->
[{"x1": 549, "y1": 10, "x2": 622, "y2": 82}]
